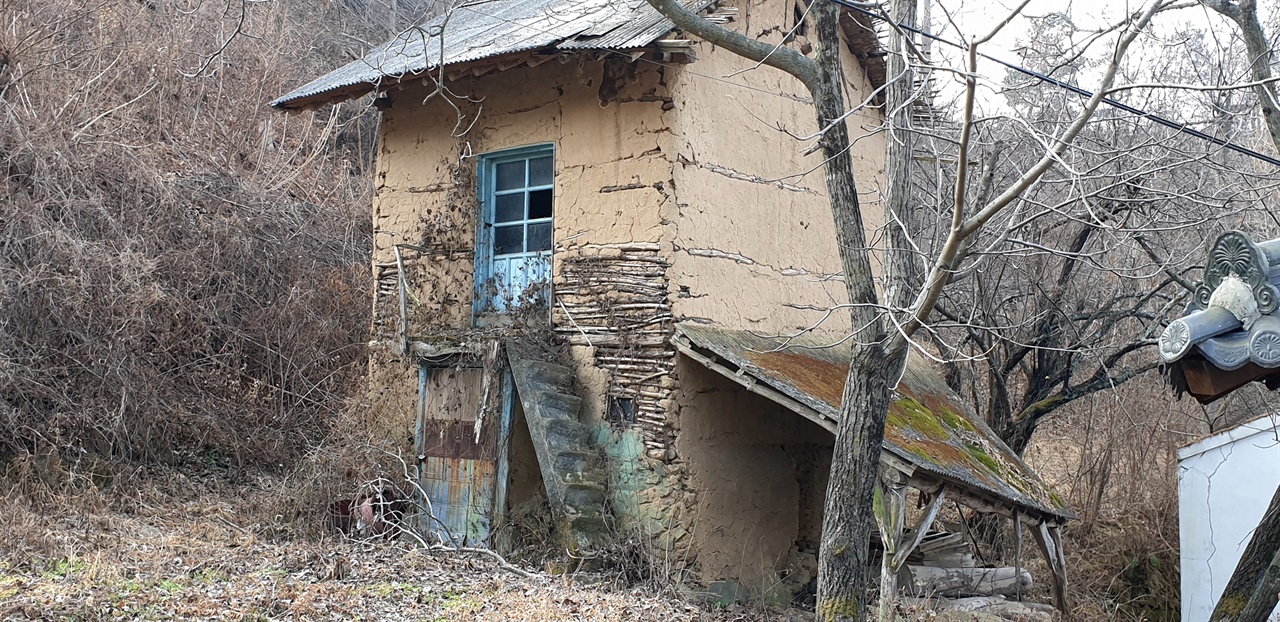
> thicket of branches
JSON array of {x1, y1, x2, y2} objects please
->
[
  {"x1": 906, "y1": 11, "x2": 1280, "y2": 455},
  {"x1": 0, "y1": 0, "x2": 428, "y2": 468},
  {"x1": 898, "y1": 11, "x2": 1280, "y2": 618}
]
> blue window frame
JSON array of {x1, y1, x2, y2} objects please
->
[{"x1": 475, "y1": 145, "x2": 554, "y2": 316}]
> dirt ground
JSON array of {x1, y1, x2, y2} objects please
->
[{"x1": 0, "y1": 467, "x2": 794, "y2": 622}]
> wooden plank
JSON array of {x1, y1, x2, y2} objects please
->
[
  {"x1": 1033, "y1": 521, "x2": 1071, "y2": 617},
  {"x1": 876, "y1": 472, "x2": 908, "y2": 621},
  {"x1": 892, "y1": 485, "x2": 947, "y2": 571}
]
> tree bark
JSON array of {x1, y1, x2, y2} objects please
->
[
  {"x1": 882, "y1": 0, "x2": 922, "y2": 312},
  {"x1": 1200, "y1": 0, "x2": 1280, "y2": 154},
  {"x1": 1210, "y1": 483, "x2": 1280, "y2": 622}
]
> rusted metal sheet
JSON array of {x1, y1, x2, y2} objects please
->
[
  {"x1": 271, "y1": 0, "x2": 714, "y2": 110},
  {"x1": 419, "y1": 419, "x2": 498, "y2": 460},
  {"x1": 419, "y1": 368, "x2": 500, "y2": 460},
  {"x1": 419, "y1": 455, "x2": 498, "y2": 545},
  {"x1": 415, "y1": 366, "x2": 513, "y2": 545},
  {"x1": 673, "y1": 323, "x2": 1073, "y2": 522}
]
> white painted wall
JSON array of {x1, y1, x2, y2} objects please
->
[{"x1": 1178, "y1": 414, "x2": 1280, "y2": 622}]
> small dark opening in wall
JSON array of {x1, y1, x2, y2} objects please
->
[
  {"x1": 793, "y1": 1, "x2": 809, "y2": 37},
  {"x1": 607, "y1": 396, "x2": 636, "y2": 425}
]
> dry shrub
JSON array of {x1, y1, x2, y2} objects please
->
[
  {"x1": 1024, "y1": 378, "x2": 1204, "y2": 621},
  {"x1": 0, "y1": 0, "x2": 445, "y2": 474}
]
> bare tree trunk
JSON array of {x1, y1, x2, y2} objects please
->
[
  {"x1": 1210, "y1": 484, "x2": 1280, "y2": 622},
  {"x1": 809, "y1": 3, "x2": 903, "y2": 618},
  {"x1": 1200, "y1": 0, "x2": 1280, "y2": 153},
  {"x1": 874, "y1": 0, "x2": 922, "y2": 612}
]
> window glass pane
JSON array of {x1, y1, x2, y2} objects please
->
[
  {"x1": 494, "y1": 225, "x2": 523, "y2": 255},
  {"x1": 528, "y1": 156, "x2": 553, "y2": 186},
  {"x1": 527, "y1": 222, "x2": 552, "y2": 252},
  {"x1": 494, "y1": 193, "x2": 524, "y2": 222},
  {"x1": 495, "y1": 161, "x2": 524, "y2": 191},
  {"x1": 528, "y1": 189, "x2": 553, "y2": 220}
]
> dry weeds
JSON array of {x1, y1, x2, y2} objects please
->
[{"x1": 0, "y1": 468, "x2": 787, "y2": 622}]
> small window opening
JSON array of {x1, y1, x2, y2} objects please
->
[{"x1": 607, "y1": 396, "x2": 636, "y2": 425}]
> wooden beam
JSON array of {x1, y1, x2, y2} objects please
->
[
  {"x1": 891, "y1": 485, "x2": 947, "y2": 571},
  {"x1": 1033, "y1": 521, "x2": 1071, "y2": 617}
]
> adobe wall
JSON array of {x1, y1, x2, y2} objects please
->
[
  {"x1": 664, "y1": 0, "x2": 887, "y2": 338},
  {"x1": 674, "y1": 360, "x2": 834, "y2": 596},
  {"x1": 367, "y1": 58, "x2": 676, "y2": 451}
]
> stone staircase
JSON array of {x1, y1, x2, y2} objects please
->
[{"x1": 507, "y1": 350, "x2": 611, "y2": 552}]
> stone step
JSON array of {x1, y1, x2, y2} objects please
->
[
  {"x1": 552, "y1": 450, "x2": 591, "y2": 475},
  {"x1": 515, "y1": 360, "x2": 574, "y2": 391},
  {"x1": 538, "y1": 417, "x2": 587, "y2": 449},
  {"x1": 568, "y1": 515, "x2": 610, "y2": 547},
  {"x1": 562, "y1": 482, "x2": 606, "y2": 515},
  {"x1": 534, "y1": 392, "x2": 581, "y2": 419},
  {"x1": 507, "y1": 348, "x2": 612, "y2": 554}
]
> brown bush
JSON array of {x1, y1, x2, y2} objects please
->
[
  {"x1": 1025, "y1": 380, "x2": 1204, "y2": 621},
  {"x1": 0, "y1": 0, "x2": 430, "y2": 470}
]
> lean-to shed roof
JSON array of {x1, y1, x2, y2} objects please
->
[
  {"x1": 673, "y1": 323, "x2": 1073, "y2": 523},
  {"x1": 271, "y1": 0, "x2": 714, "y2": 110}
]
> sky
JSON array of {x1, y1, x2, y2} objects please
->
[{"x1": 921, "y1": 0, "x2": 1274, "y2": 114}]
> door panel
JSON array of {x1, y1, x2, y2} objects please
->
[{"x1": 415, "y1": 367, "x2": 509, "y2": 546}]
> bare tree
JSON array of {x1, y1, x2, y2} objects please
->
[
  {"x1": 1198, "y1": 0, "x2": 1280, "y2": 153},
  {"x1": 0, "y1": 0, "x2": 438, "y2": 469},
  {"x1": 644, "y1": 0, "x2": 1164, "y2": 619}
]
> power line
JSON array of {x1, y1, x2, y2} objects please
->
[{"x1": 829, "y1": 0, "x2": 1280, "y2": 168}]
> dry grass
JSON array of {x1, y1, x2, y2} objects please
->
[
  {"x1": 0, "y1": 467, "x2": 790, "y2": 622},
  {"x1": 1023, "y1": 379, "x2": 1201, "y2": 622}
]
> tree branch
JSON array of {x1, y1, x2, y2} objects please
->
[{"x1": 643, "y1": 0, "x2": 819, "y2": 89}]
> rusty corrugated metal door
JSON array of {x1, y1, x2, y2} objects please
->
[{"x1": 415, "y1": 366, "x2": 512, "y2": 546}]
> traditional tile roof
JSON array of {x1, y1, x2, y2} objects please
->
[
  {"x1": 1160, "y1": 231, "x2": 1280, "y2": 402},
  {"x1": 270, "y1": 0, "x2": 714, "y2": 110},
  {"x1": 673, "y1": 323, "x2": 1073, "y2": 522}
]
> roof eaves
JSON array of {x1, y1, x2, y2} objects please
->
[
  {"x1": 673, "y1": 323, "x2": 1074, "y2": 522},
  {"x1": 270, "y1": 0, "x2": 714, "y2": 111}
]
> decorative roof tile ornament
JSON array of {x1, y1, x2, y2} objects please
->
[
  {"x1": 1160, "y1": 230, "x2": 1280, "y2": 402},
  {"x1": 1191, "y1": 231, "x2": 1279, "y2": 316}
]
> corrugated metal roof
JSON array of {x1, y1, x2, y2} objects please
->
[
  {"x1": 271, "y1": 0, "x2": 713, "y2": 110},
  {"x1": 674, "y1": 323, "x2": 1073, "y2": 521}
]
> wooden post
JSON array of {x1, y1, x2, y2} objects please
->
[
  {"x1": 1032, "y1": 521, "x2": 1071, "y2": 618},
  {"x1": 1014, "y1": 512, "x2": 1022, "y2": 602},
  {"x1": 891, "y1": 485, "x2": 947, "y2": 572},
  {"x1": 875, "y1": 469, "x2": 908, "y2": 621}
]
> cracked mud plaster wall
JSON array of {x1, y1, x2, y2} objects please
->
[
  {"x1": 365, "y1": 57, "x2": 672, "y2": 451},
  {"x1": 675, "y1": 359, "x2": 834, "y2": 595},
  {"x1": 660, "y1": 0, "x2": 885, "y2": 597},
  {"x1": 665, "y1": 0, "x2": 887, "y2": 338}
]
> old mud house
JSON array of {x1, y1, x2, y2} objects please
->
[{"x1": 273, "y1": 0, "x2": 1072, "y2": 606}]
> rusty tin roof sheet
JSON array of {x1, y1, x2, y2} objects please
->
[
  {"x1": 271, "y1": 0, "x2": 713, "y2": 110},
  {"x1": 674, "y1": 323, "x2": 1072, "y2": 521}
]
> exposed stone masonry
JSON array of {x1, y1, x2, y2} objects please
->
[{"x1": 552, "y1": 243, "x2": 678, "y2": 460}]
